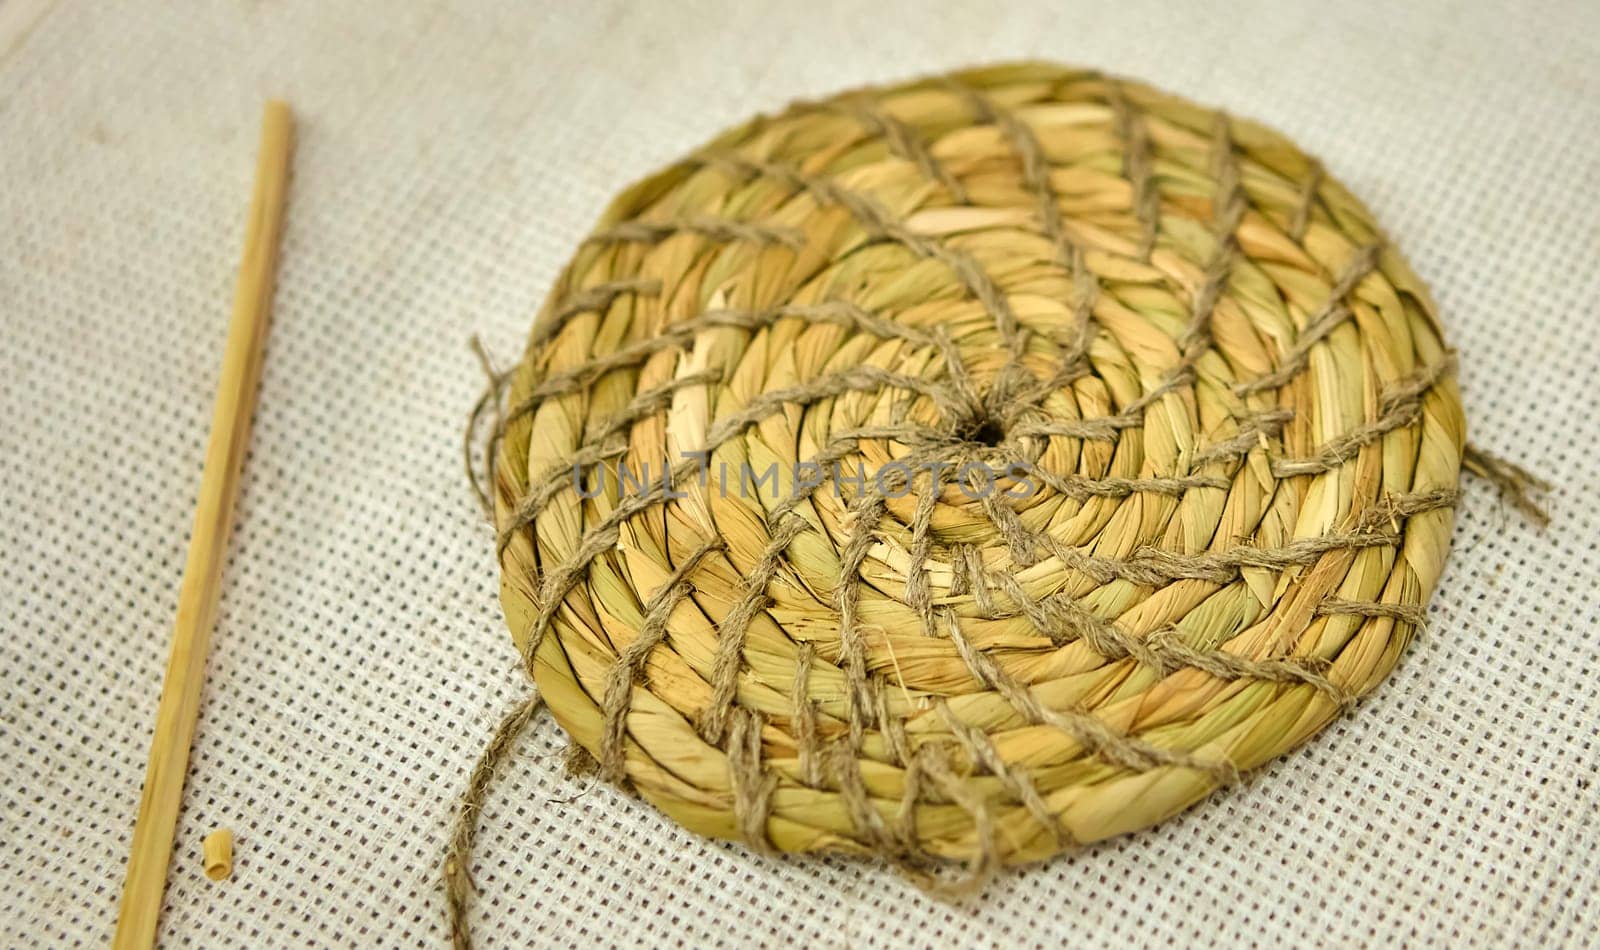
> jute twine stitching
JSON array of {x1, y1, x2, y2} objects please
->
[{"x1": 445, "y1": 61, "x2": 1549, "y2": 947}]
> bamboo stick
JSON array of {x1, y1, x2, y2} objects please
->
[{"x1": 113, "y1": 100, "x2": 293, "y2": 950}]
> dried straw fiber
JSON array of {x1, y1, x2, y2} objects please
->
[{"x1": 480, "y1": 61, "x2": 1463, "y2": 898}]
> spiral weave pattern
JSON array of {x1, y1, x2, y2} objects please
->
[{"x1": 489, "y1": 62, "x2": 1464, "y2": 879}]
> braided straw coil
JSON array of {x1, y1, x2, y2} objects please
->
[{"x1": 489, "y1": 62, "x2": 1463, "y2": 879}]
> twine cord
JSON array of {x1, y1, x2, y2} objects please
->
[{"x1": 444, "y1": 693, "x2": 542, "y2": 950}]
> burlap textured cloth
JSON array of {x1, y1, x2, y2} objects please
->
[{"x1": 2, "y1": 1, "x2": 1595, "y2": 945}]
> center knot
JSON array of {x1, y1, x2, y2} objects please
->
[{"x1": 963, "y1": 414, "x2": 1007, "y2": 447}]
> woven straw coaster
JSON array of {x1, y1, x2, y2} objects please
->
[{"x1": 483, "y1": 61, "x2": 1463, "y2": 890}]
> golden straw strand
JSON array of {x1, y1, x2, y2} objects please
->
[
  {"x1": 201, "y1": 828, "x2": 234, "y2": 882},
  {"x1": 113, "y1": 100, "x2": 293, "y2": 950}
]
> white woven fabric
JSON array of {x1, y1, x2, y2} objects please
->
[{"x1": 3, "y1": 0, "x2": 1596, "y2": 945}]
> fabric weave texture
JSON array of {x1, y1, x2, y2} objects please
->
[{"x1": 1, "y1": 0, "x2": 1596, "y2": 946}]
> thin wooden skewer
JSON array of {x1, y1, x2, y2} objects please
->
[{"x1": 113, "y1": 100, "x2": 294, "y2": 950}]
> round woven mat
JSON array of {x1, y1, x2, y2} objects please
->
[{"x1": 490, "y1": 61, "x2": 1463, "y2": 880}]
